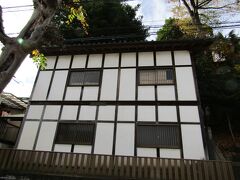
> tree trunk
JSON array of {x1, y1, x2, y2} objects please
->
[
  {"x1": 0, "y1": 0, "x2": 62, "y2": 93},
  {"x1": 0, "y1": 44, "x2": 27, "y2": 93}
]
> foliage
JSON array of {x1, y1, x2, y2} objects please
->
[
  {"x1": 156, "y1": 18, "x2": 184, "y2": 41},
  {"x1": 156, "y1": 18, "x2": 213, "y2": 41},
  {"x1": 53, "y1": 0, "x2": 148, "y2": 40},
  {"x1": 31, "y1": 50, "x2": 47, "y2": 70},
  {"x1": 167, "y1": 0, "x2": 240, "y2": 37}
]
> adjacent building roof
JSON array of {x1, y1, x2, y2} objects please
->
[{"x1": 0, "y1": 93, "x2": 28, "y2": 110}]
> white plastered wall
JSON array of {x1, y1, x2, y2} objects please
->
[
  {"x1": 174, "y1": 51, "x2": 192, "y2": 65},
  {"x1": 104, "y1": 53, "x2": 119, "y2": 67},
  {"x1": 43, "y1": 105, "x2": 61, "y2": 120},
  {"x1": 158, "y1": 106, "x2": 177, "y2": 122},
  {"x1": 98, "y1": 106, "x2": 115, "y2": 121},
  {"x1": 176, "y1": 67, "x2": 197, "y2": 101},
  {"x1": 65, "y1": 87, "x2": 81, "y2": 100},
  {"x1": 60, "y1": 105, "x2": 78, "y2": 120},
  {"x1": 71, "y1": 55, "x2": 87, "y2": 68},
  {"x1": 100, "y1": 69, "x2": 118, "y2": 100},
  {"x1": 121, "y1": 53, "x2": 136, "y2": 67},
  {"x1": 82, "y1": 87, "x2": 99, "y2": 100},
  {"x1": 138, "y1": 106, "x2": 156, "y2": 122},
  {"x1": 87, "y1": 54, "x2": 102, "y2": 68},
  {"x1": 31, "y1": 71, "x2": 52, "y2": 100},
  {"x1": 94, "y1": 123, "x2": 114, "y2": 155},
  {"x1": 156, "y1": 51, "x2": 172, "y2": 66},
  {"x1": 48, "y1": 71, "x2": 68, "y2": 100},
  {"x1": 119, "y1": 69, "x2": 136, "y2": 100},
  {"x1": 181, "y1": 125, "x2": 205, "y2": 159},
  {"x1": 117, "y1": 106, "x2": 135, "y2": 121},
  {"x1": 35, "y1": 122, "x2": 57, "y2": 151},
  {"x1": 138, "y1": 52, "x2": 154, "y2": 66},
  {"x1": 17, "y1": 121, "x2": 39, "y2": 150},
  {"x1": 79, "y1": 106, "x2": 97, "y2": 120},
  {"x1": 56, "y1": 55, "x2": 71, "y2": 69},
  {"x1": 157, "y1": 86, "x2": 175, "y2": 101},
  {"x1": 115, "y1": 123, "x2": 134, "y2": 156},
  {"x1": 26, "y1": 105, "x2": 44, "y2": 119},
  {"x1": 137, "y1": 148, "x2": 157, "y2": 157},
  {"x1": 45, "y1": 56, "x2": 56, "y2": 69},
  {"x1": 138, "y1": 86, "x2": 155, "y2": 100}
]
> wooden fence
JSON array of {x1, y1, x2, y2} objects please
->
[{"x1": 0, "y1": 149, "x2": 235, "y2": 180}]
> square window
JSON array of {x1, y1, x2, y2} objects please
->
[
  {"x1": 136, "y1": 125, "x2": 180, "y2": 148},
  {"x1": 55, "y1": 122, "x2": 95, "y2": 145},
  {"x1": 69, "y1": 71, "x2": 100, "y2": 86},
  {"x1": 139, "y1": 69, "x2": 174, "y2": 85}
]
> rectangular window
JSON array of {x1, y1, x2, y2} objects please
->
[
  {"x1": 69, "y1": 71, "x2": 100, "y2": 86},
  {"x1": 55, "y1": 122, "x2": 95, "y2": 145},
  {"x1": 136, "y1": 125, "x2": 180, "y2": 148},
  {"x1": 139, "y1": 69, "x2": 174, "y2": 85}
]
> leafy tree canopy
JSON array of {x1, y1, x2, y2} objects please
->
[{"x1": 53, "y1": 0, "x2": 148, "y2": 41}]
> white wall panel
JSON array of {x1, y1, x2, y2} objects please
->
[
  {"x1": 181, "y1": 125, "x2": 205, "y2": 159},
  {"x1": 54, "y1": 144, "x2": 71, "y2": 152},
  {"x1": 156, "y1": 51, "x2": 172, "y2": 66},
  {"x1": 26, "y1": 105, "x2": 44, "y2": 119},
  {"x1": 79, "y1": 106, "x2": 96, "y2": 120},
  {"x1": 176, "y1": 67, "x2": 197, "y2": 100},
  {"x1": 104, "y1": 53, "x2": 119, "y2": 67},
  {"x1": 157, "y1": 86, "x2": 175, "y2": 101},
  {"x1": 137, "y1": 148, "x2": 157, "y2": 157},
  {"x1": 35, "y1": 122, "x2": 57, "y2": 151},
  {"x1": 17, "y1": 121, "x2": 39, "y2": 150},
  {"x1": 82, "y1": 87, "x2": 99, "y2": 100},
  {"x1": 100, "y1": 69, "x2": 118, "y2": 100},
  {"x1": 61, "y1": 105, "x2": 78, "y2": 120},
  {"x1": 45, "y1": 56, "x2": 56, "y2": 69},
  {"x1": 94, "y1": 123, "x2": 114, "y2": 155},
  {"x1": 71, "y1": 55, "x2": 87, "y2": 68},
  {"x1": 138, "y1": 52, "x2": 154, "y2": 66},
  {"x1": 160, "y1": 149, "x2": 181, "y2": 158},
  {"x1": 119, "y1": 69, "x2": 136, "y2": 100},
  {"x1": 121, "y1": 53, "x2": 136, "y2": 67},
  {"x1": 174, "y1": 51, "x2": 191, "y2": 65},
  {"x1": 138, "y1": 106, "x2": 156, "y2": 122},
  {"x1": 180, "y1": 106, "x2": 200, "y2": 123},
  {"x1": 138, "y1": 86, "x2": 155, "y2": 100},
  {"x1": 117, "y1": 106, "x2": 135, "y2": 121},
  {"x1": 74, "y1": 145, "x2": 92, "y2": 153},
  {"x1": 65, "y1": 87, "x2": 81, "y2": 100},
  {"x1": 158, "y1": 106, "x2": 177, "y2": 122},
  {"x1": 115, "y1": 123, "x2": 134, "y2": 156},
  {"x1": 87, "y1": 54, "x2": 102, "y2": 68},
  {"x1": 43, "y1": 105, "x2": 61, "y2": 120},
  {"x1": 98, "y1": 106, "x2": 115, "y2": 121},
  {"x1": 56, "y1": 55, "x2": 71, "y2": 69},
  {"x1": 48, "y1": 71, "x2": 68, "y2": 100},
  {"x1": 31, "y1": 71, "x2": 52, "y2": 100}
]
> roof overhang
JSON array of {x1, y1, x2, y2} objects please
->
[{"x1": 41, "y1": 39, "x2": 213, "y2": 56}]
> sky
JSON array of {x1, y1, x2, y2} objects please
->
[{"x1": 0, "y1": 0, "x2": 239, "y2": 97}]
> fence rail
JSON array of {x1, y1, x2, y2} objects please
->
[{"x1": 0, "y1": 149, "x2": 235, "y2": 180}]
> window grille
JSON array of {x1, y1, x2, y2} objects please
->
[
  {"x1": 69, "y1": 71, "x2": 100, "y2": 86},
  {"x1": 139, "y1": 69, "x2": 174, "y2": 85},
  {"x1": 136, "y1": 125, "x2": 180, "y2": 148},
  {"x1": 55, "y1": 122, "x2": 95, "y2": 145}
]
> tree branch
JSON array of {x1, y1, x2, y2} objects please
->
[
  {"x1": 181, "y1": 0, "x2": 194, "y2": 14},
  {"x1": 198, "y1": 2, "x2": 237, "y2": 9},
  {"x1": 0, "y1": 6, "x2": 11, "y2": 45},
  {"x1": 198, "y1": 0, "x2": 211, "y2": 8}
]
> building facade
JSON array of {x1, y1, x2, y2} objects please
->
[{"x1": 16, "y1": 41, "x2": 207, "y2": 160}]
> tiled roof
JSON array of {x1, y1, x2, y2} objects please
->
[
  {"x1": 41, "y1": 39, "x2": 213, "y2": 56},
  {"x1": 0, "y1": 93, "x2": 28, "y2": 110}
]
